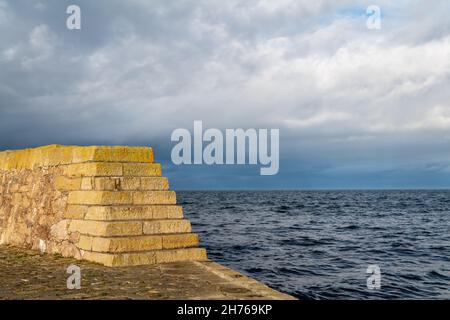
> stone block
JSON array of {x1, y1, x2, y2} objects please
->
[
  {"x1": 81, "y1": 251, "x2": 116, "y2": 266},
  {"x1": 77, "y1": 235, "x2": 93, "y2": 251},
  {"x1": 84, "y1": 205, "x2": 183, "y2": 221},
  {"x1": 67, "y1": 191, "x2": 133, "y2": 205},
  {"x1": 123, "y1": 163, "x2": 161, "y2": 176},
  {"x1": 63, "y1": 163, "x2": 123, "y2": 177},
  {"x1": 143, "y1": 219, "x2": 191, "y2": 234},
  {"x1": 93, "y1": 177, "x2": 118, "y2": 191},
  {"x1": 69, "y1": 220, "x2": 142, "y2": 237},
  {"x1": 64, "y1": 205, "x2": 88, "y2": 219},
  {"x1": 80, "y1": 177, "x2": 93, "y2": 190},
  {"x1": 120, "y1": 177, "x2": 141, "y2": 190},
  {"x1": 140, "y1": 177, "x2": 169, "y2": 190},
  {"x1": 54, "y1": 176, "x2": 81, "y2": 191},
  {"x1": 50, "y1": 220, "x2": 70, "y2": 240},
  {"x1": 132, "y1": 191, "x2": 176, "y2": 205},
  {"x1": 82, "y1": 251, "x2": 157, "y2": 267},
  {"x1": 162, "y1": 233, "x2": 199, "y2": 249},
  {"x1": 73, "y1": 146, "x2": 154, "y2": 163},
  {"x1": 1, "y1": 145, "x2": 153, "y2": 169},
  {"x1": 78, "y1": 235, "x2": 163, "y2": 252},
  {"x1": 155, "y1": 248, "x2": 207, "y2": 264}
]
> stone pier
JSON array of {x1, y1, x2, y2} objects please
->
[
  {"x1": 0, "y1": 144, "x2": 295, "y2": 299},
  {"x1": 0, "y1": 145, "x2": 206, "y2": 266}
]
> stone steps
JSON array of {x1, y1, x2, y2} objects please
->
[
  {"x1": 67, "y1": 190, "x2": 177, "y2": 206},
  {"x1": 82, "y1": 247, "x2": 207, "y2": 267},
  {"x1": 63, "y1": 162, "x2": 162, "y2": 177},
  {"x1": 65, "y1": 204, "x2": 184, "y2": 221},
  {"x1": 77, "y1": 233, "x2": 199, "y2": 252},
  {"x1": 55, "y1": 176, "x2": 170, "y2": 191},
  {"x1": 0, "y1": 145, "x2": 207, "y2": 267},
  {"x1": 61, "y1": 154, "x2": 207, "y2": 266},
  {"x1": 69, "y1": 219, "x2": 192, "y2": 236}
]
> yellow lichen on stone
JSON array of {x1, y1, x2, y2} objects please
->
[
  {"x1": 78, "y1": 235, "x2": 163, "y2": 252},
  {"x1": 132, "y1": 191, "x2": 177, "y2": 205},
  {"x1": 64, "y1": 205, "x2": 88, "y2": 219},
  {"x1": 69, "y1": 220, "x2": 142, "y2": 237},
  {"x1": 81, "y1": 251, "x2": 117, "y2": 267},
  {"x1": 64, "y1": 163, "x2": 123, "y2": 177},
  {"x1": 91, "y1": 146, "x2": 154, "y2": 163},
  {"x1": 67, "y1": 191, "x2": 133, "y2": 205},
  {"x1": 84, "y1": 205, "x2": 184, "y2": 221},
  {"x1": 80, "y1": 178, "x2": 93, "y2": 190},
  {"x1": 155, "y1": 248, "x2": 207, "y2": 264},
  {"x1": 140, "y1": 177, "x2": 169, "y2": 190},
  {"x1": 54, "y1": 176, "x2": 81, "y2": 191},
  {"x1": 123, "y1": 163, "x2": 162, "y2": 176},
  {"x1": 0, "y1": 145, "x2": 154, "y2": 170},
  {"x1": 82, "y1": 249, "x2": 207, "y2": 267},
  {"x1": 162, "y1": 234, "x2": 199, "y2": 249},
  {"x1": 82, "y1": 251, "x2": 158, "y2": 267},
  {"x1": 143, "y1": 219, "x2": 192, "y2": 234}
]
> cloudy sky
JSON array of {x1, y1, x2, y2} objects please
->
[{"x1": 1, "y1": 0, "x2": 449, "y2": 189}]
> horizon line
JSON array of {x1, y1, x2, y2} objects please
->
[{"x1": 174, "y1": 187, "x2": 450, "y2": 191}]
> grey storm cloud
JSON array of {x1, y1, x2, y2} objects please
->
[{"x1": 0, "y1": 0, "x2": 450, "y2": 188}]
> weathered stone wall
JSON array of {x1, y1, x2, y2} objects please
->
[
  {"x1": 0, "y1": 163, "x2": 73, "y2": 256},
  {"x1": 0, "y1": 145, "x2": 207, "y2": 266}
]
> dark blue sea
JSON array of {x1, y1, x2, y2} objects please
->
[{"x1": 178, "y1": 190, "x2": 450, "y2": 299}]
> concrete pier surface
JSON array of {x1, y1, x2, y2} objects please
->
[{"x1": 0, "y1": 245, "x2": 295, "y2": 300}]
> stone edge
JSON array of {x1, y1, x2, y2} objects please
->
[
  {"x1": 0, "y1": 144, "x2": 154, "y2": 170},
  {"x1": 194, "y1": 260, "x2": 297, "y2": 300}
]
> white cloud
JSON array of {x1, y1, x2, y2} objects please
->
[
  {"x1": 1, "y1": 46, "x2": 17, "y2": 61},
  {"x1": 20, "y1": 24, "x2": 56, "y2": 69},
  {"x1": 0, "y1": 0, "x2": 449, "y2": 176}
]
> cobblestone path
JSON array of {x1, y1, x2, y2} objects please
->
[{"x1": 0, "y1": 245, "x2": 294, "y2": 300}]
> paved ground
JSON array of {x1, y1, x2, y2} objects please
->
[{"x1": 0, "y1": 245, "x2": 294, "y2": 300}]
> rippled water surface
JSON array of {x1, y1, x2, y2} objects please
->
[{"x1": 178, "y1": 190, "x2": 450, "y2": 299}]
